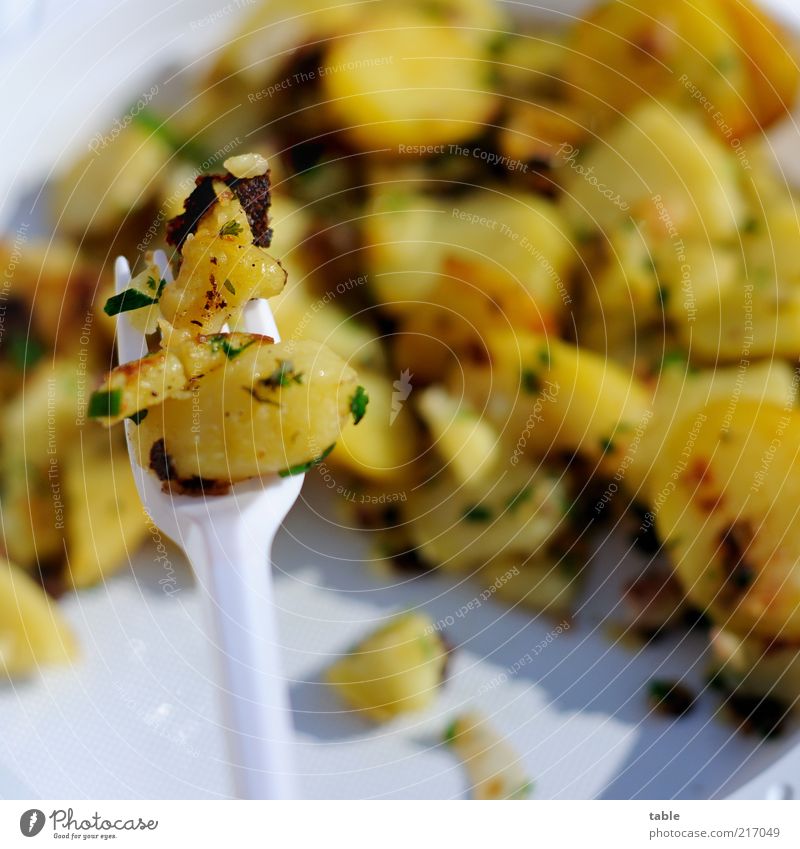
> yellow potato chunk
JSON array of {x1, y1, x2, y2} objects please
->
[
  {"x1": 486, "y1": 331, "x2": 652, "y2": 474},
  {"x1": 131, "y1": 340, "x2": 357, "y2": 487},
  {"x1": 0, "y1": 558, "x2": 76, "y2": 677},
  {"x1": 416, "y1": 386, "x2": 500, "y2": 491},
  {"x1": 406, "y1": 463, "x2": 567, "y2": 572},
  {"x1": 63, "y1": 435, "x2": 148, "y2": 589},
  {"x1": 565, "y1": 0, "x2": 797, "y2": 137},
  {"x1": 326, "y1": 612, "x2": 448, "y2": 722},
  {"x1": 630, "y1": 360, "x2": 797, "y2": 497},
  {"x1": 270, "y1": 280, "x2": 385, "y2": 370},
  {"x1": 322, "y1": 11, "x2": 498, "y2": 149},
  {"x1": 480, "y1": 556, "x2": 577, "y2": 618},
  {"x1": 88, "y1": 350, "x2": 189, "y2": 425},
  {"x1": 445, "y1": 712, "x2": 532, "y2": 800},
  {"x1": 559, "y1": 102, "x2": 746, "y2": 239},
  {"x1": 159, "y1": 184, "x2": 286, "y2": 333},
  {"x1": 653, "y1": 400, "x2": 800, "y2": 640},
  {"x1": 709, "y1": 626, "x2": 800, "y2": 706},
  {"x1": 366, "y1": 188, "x2": 574, "y2": 329},
  {"x1": 331, "y1": 369, "x2": 420, "y2": 483}
]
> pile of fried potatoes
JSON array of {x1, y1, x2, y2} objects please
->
[{"x1": 4, "y1": 0, "x2": 800, "y2": 739}]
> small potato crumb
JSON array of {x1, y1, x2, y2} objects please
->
[{"x1": 224, "y1": 152, "x2": 269, "y2": 178}]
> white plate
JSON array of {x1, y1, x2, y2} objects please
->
[{"x1": 1, "y1": 0, "x2": 800, "y2": 800}]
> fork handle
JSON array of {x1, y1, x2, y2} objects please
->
[{"x1": 187, "y1": 520, "x2": 297, "y2": 799}]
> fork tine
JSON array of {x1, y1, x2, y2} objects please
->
[
  {"x1": 152, "y1": 248, "x2": 174, "y2": 284},
  {"x1": 113, "y1": 255, "x2": 147, "y2": 364}
]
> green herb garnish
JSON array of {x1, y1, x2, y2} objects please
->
[
  {"x1": 463, "y1": 504, "x2": 492, "y2": 522},
  {"x1": 443, "y1": 719, "x2": 460, "y2": 745},
  {"x1": 521, "y1": 368, "x2": 540, "y2": 394},
  {"x1": 88, "y1": 388, "x2": 123, "y2": 418},
  {"x1": 127, "y1": 409, "x2": 149, "y2": 425},
  {"x1": 506, "y1": 486, "x2": 532, "y2": 512},
  {"x1": 265, "y1": 360, "x2": 304, "y2": 388},
  {"x1": 278, "y1": 443, "x2": 336, "y2": 477},
  {"x1": 6, "y1": 334, "x2": 43, "y2": 369},
  {"x1": 509, "y1": 780, "x2": 535, "y2": 800},
  {"x1": 219, "y1": 220, "x2": 244, "y2": 238},
  {"x1": 223, "y1": 278, "x2": 236, "y2": 295},
  {"x1": 600, "y1": 436, "x2": 616, "y2": 454},
  {"x1": 349, "y1": 385, "x2": 369, "y2": 425},
  {"x1": 208, "y1": 334, "x2": 256, "y2": 360},
  {"x1": 132, "y1": 107, "x2": 210, "y2": 162},
  {"x1": 104, "y1": 277, "x2": 166, "y2": 316},
  {"x1": 741, "y1": 216, "x2": 759, "y2": 235},
  {"x1": 247, "y1": 360, "x2": 305, "y2": 401},
  {"x1": 647, "y1": 679, "x2": 696, "y2": 717}
]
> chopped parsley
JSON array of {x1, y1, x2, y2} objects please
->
[
  {"x1": 349, "y1": 385, "x2": 369, "y2": 425},
  {"x1": 247, "y1": 360, "x2": 305, "y2": 401},
  {"x1": 219, "y1": 220, "x2": 244, "y2": 238},
  {"x1": 510, "y1": 780, "x2": 535, "y2": 800},
  {"x1": 727, "y1": 693, "x2": 788, "y2": 739},
  {"x1": 522, "y1": 368, "x2": 540, "y2": 394},
  {"x1": 600, "y1": 436, "x2": 616, "y2": 454},
  {"x1": 537, "y1": 348, "x2": 551, "y2": 368},
  {"x1": 278, "y1": 443, "x2": 336, "y2": 477},
  {"x1": 741, "y1": 216, "x2": 759, "y2": 235},
  {"x1": 127, "y1": 409, "x2": 149, "y2": 425},
  {"x1": 208, "y1": 334, "x2": 256, "y2": 360},
  {"x1": 463, "y1": 504, "x2": 492, "y2": 522},
  {"x1": 647, "y1": 679, "x2": 696, "y2": 717},
  {"x1": 104, "y1": 277, "x2": 166, "y2": 316},
  {"x1": 88, "y1": 388, "x2": 123, "y2": 418},
  {"x1": 223, "y1": 278, "x2": 236, "y2": 295},
  {"x1": 264, "y1": 359, "x2": 304, "y2": 388},
  {"x1": 714, "y1": 54, "x2": 738, "y2": 75},
  {"x1": 656, "y1": 285, "x2": 669, "y2": 307},
  {"x1": 443, "y1": 719, "x2": 459, "y2": 745},
  {"x1": 506, "y1": 486, "x2": 532, "y2": 512},
  {"x1": 132, "y1": 107, "x2": 210, "y2": 162},
  {"x1": 6, "y1": 334, "x2": 43, "y2": 369}
]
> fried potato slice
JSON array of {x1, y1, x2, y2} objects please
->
[
  {"x1": 653, "y1": 399, "x2": 800, "y2": 640},
  {"x1": 0, "y1": 558, "x2": 76, "y2": 677}
]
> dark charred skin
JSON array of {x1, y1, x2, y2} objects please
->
[
  {"x1": 37, "y1": 554, "x2": 68, "y2": 599},
  {"x1": 149, "y1": 438, "x2": 174, "y2": 483},
  {"x1": 166, "y1": 171, "x2": 273, "y2": 252},
  {"x1": 166, "y1": 176, "x2": 218, "y2": 251},
  {"x1": 719, "y1": 522, "x2": 757, "y2": 593},
  {"x1": 149, "y1": 438, "x2": 230, "y2": 496},
  {"x1": 227, "y1": 173, "x2": 273, "y2": 248}
]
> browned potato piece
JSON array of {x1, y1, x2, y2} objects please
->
[
  {"x1": 63, "y1": 435, "x2": 148, "y2": 589},
  {"x1": 160, "y1": 182, "x2": 286, "y2": 333},
  {"x1": 131, "y1": 340, "x2": 358, "y2": 488},
  {"x1": 88, "y1": 351, "x2": 190, "y2": 425},
  {"x1": 653, "y1": 399, "x2": 800, "y2": 641},
  {"x1": 331, "y1": 369, "x2": 420, "y2": 484},
  {"x1": 0, "y1": 558, "x2": 76, "y2": 677},
  {"x1": 326, "y1": 612, "x2": 448, "y2": 722},
  {"x1": 564, "y1": 0, "x2": 793, "y2": 138},
  {"x1": 723, "y1": 0, "x2": 800, "y2": 131},
  {"x1": 321, "y1": 10, "x2": 498, "y2": 150}
]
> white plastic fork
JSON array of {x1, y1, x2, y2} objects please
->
[{"x1": 113, "y1": 250, "x2": 301, "y2": 800}]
